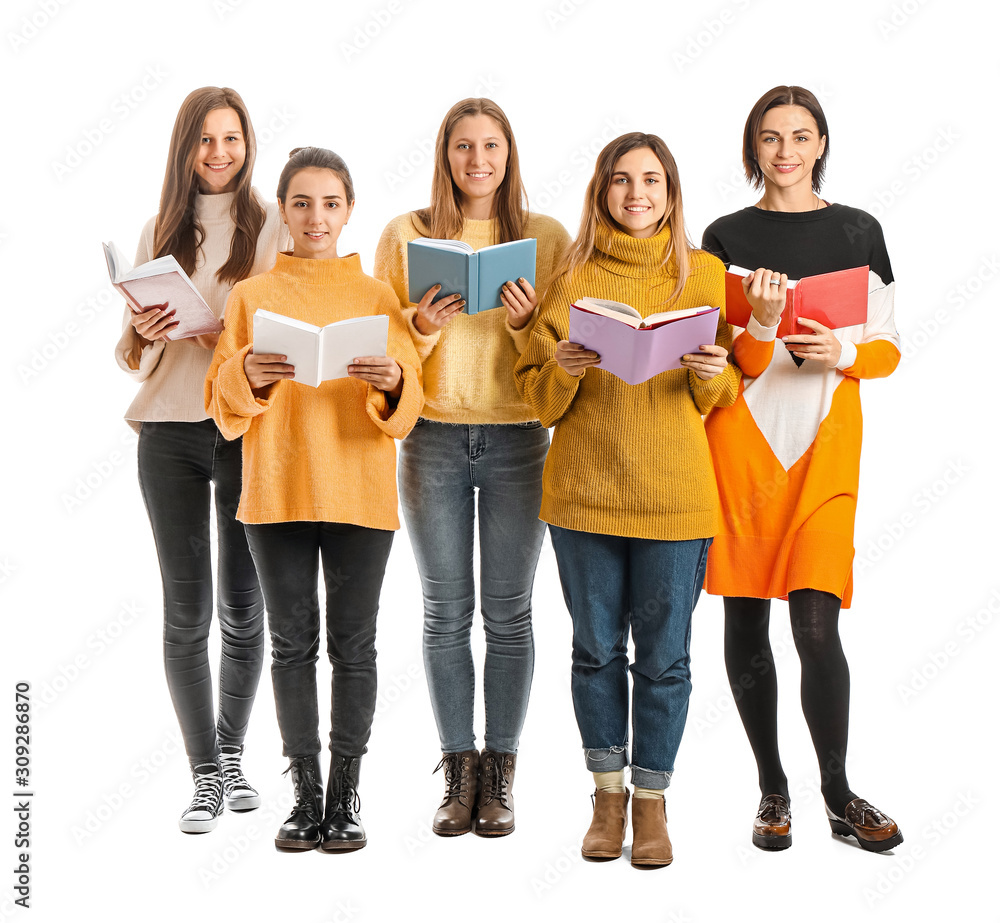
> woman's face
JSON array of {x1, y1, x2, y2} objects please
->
[
  {"x1": 605, "y1": 146, "x2": 668, "y2": 238},
  {"x1": 755, "y1": 105, "x2": 826, "y2": 194},
  {"x1": 447, "y1": 114, "x2": 508, "y2": 215},
  {"x1": 193, "y1": 107, "x2": 246, "y2": 195},
  {"x1": 278, "y1": 167, "x2": 354, "y2": 260}
]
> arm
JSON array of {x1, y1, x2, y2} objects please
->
[
  {"x1": 504, "y1": 218, "x2": 572, "y2": 353},
  {"x1": 732, "y1": 316, "x2": 778, "y2": 379},
  {"x1": 839, "y1": 271, "x2": 900, "y2": 380},
  {"x1": 686, "y1": 261, "x2": 740, "y2": 412},
  {"x1": 204, "y1": 286, "x2": 274, "y2": 440},
  {"x1": 513, "y1": 275, "x2": 586, "y2": 427},
  {"x1": 113, "y1": 220, "x2": 168, "y2": 379}
]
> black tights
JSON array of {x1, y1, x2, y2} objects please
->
[{"x1": 723, "y1": 590, "x2": 857, "y2": 814}]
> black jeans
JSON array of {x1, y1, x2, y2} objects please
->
[
  {"x1": 244, "y1": 521, "x2": 394, "y2": 759},
  {"x1": 137, "y1": 420, "x2": 265, "y2": 766}
]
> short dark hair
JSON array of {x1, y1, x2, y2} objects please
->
[
  {"x1": 743, "y1": 86, "x2": 829, "y2": 193},
  {"x1": 276, "y1": 146, "x2": 355, "y2": 204}
]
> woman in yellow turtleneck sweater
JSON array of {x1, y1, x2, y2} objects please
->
[
  {"x1": 374, "y1": 98, "x2": 570, "y2": 838},
  {"x1": 515, "y1": 133, "x2": 739, "y2": 868}
]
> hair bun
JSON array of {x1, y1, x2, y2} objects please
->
[{"x1": 288, "y1": 147, "x2": 307, "y2": 158}]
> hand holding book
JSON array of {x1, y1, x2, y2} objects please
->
[
  {"x1": 740, "y1": 267, "x2": 788, "y2": 328},
  {"x1": 412, "y1": 284, "x2": 465, "y2": 335},
  {"x1": 130, "y1": 302, "x2": 179, "y2": 343}
]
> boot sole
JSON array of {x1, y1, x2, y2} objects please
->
[
  {"x1": 473, "y1": 824, "x2": 514, "y2": 837},
  {"x1": 829, "y1": 819, "x2": 903, "y2": 852},
  {"x1": 179, "y1": 818, "x2": 219, "y2": 834},
  {"x1": 274, "y1": 837, "x2": 321, "y2": 851},
  {"x1": 630, "y1": 856, "x2": 673, "y2": 869},
  {"x1": 752, "y1": 832, "x2": 792, "y2": 850},
  {"x1": 320, "y1": 839, "x2": 367, "y2": 852},
  {"x1": 582, "y1": 849, "x2": 622, "y2": 861},
  {"x1": 432, "y1": 824, "x2": 472, "y2": 836},
  {"x1": 226, "y1": 794, "x2": 262, "y2": 811}
]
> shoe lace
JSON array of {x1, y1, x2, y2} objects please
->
[
  {"x1": 433, "y1": 753, "x2": 462, "y2": 798},
  {"x1": 219, "y1": 748, "x2": 253, "y2": 793},
  {"x1": 331, "y1": 759, "x2": 362, "y2": 815},
  {"x1": 188, "y1": 764, "x2": 223, "y2": 811},
  {"x1": 479, "y1": 752, "x2": 511, "y2": 808}
]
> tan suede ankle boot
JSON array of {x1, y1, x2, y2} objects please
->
[
  {"x1": 630, "y1": 796, "x2": 673, "y2": 868},
  {"x1": 582, "y1": 789, "x2": 629, "y2": 860}
]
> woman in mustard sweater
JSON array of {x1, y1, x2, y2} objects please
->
[
  {"x1": 206, "y1": 147, "x2": 423, "y2": 852},
  {"x1": 374, "y1": 98, "x2": 569, "y2": 837},
  {"x1": 114, "y1": 86, "x2": 287, "y2": 833},
  {"x1": 515, "y1": 133, "x2": 738, "y2": 868}
]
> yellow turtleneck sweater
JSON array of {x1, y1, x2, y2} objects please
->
[
  {"x1": 205, "y1": 252, "x2": 423, "y2": 528},
  {"x1": 373, "y1": 210, "x2": 570, "y2": 423},
  {"x1": 514, "y1": 224, "x2": 739, "y2": 541}
]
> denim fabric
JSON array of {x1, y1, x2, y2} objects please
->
[
  {"x1": 136, "y1": 419, "x2": 265, "y2": 766},
  {"x1": 244, "y1": 521, "x2": 394, "y2": 759},
  {"x1": 399, "y1": 419, "x2": 548, "y2": 753},
  {"x1": 548, "y1": 525, "x2": 711, "y2": 789}
]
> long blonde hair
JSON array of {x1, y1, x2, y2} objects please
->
[
  {"x1": 562, "y1": 132, "x2": 693, "y2": 303},
  {"x1": 153, "y1": 86, "x2": 265, "y2": 285},
  {"x1": 415, "y1": 98, "x2": 527, "y2": 244}
]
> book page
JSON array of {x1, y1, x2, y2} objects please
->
[
  {"x1": 320, "y1": 315, "x2": 389, "y2": 383},
  {"x1": 253, "y1": 310, "x2": 321, "y2": 388},
  {"x1": 411, "y1": 237, "x2": 474, "y2": 254}
]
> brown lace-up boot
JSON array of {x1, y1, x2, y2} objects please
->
[
  {"x1": 474, "y1": 749, "x2": 516, "y2": 837},
  {"x1": 432, "y1": 750, "x2": 479, "y2": 836}
]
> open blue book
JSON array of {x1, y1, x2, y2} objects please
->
[{"x1": 406, "y1": 237, "x2": 537, "y2": 314}]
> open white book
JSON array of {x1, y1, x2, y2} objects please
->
[
  {"x1": 103, "y1": 240, "x2": 222, "y2": 339},
  {"x1": 252, "y1": 309, "x2": 389, "y2": 388}
]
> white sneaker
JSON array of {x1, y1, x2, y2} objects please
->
[
  {"x1": 179, "y1": 762, "x2": 224, "y2": 833},
  {"x1": 220, "y1": 745, "x2": 262, "y2": 811}
]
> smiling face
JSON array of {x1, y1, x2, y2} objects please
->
[
  {"x1": 193, "y1": 107, "x2": 246, "y2": 194},
  {"x1": 446, "y1": 114, "x2": 508, "y2": 218},
  {"x1": 605, "y1": 146, "x2": 668, "y2": 238},
  {"x1": 756, "y1": 105, "x2": 827, "y2": 195},
  {"x1": 278, "y1": 167, "x2": 354, "y2": 260}
]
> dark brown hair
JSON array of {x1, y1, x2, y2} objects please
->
[
  {"x1": 276, "y1": 147, "x2": 355, "y2": 204},
  {"x1": 562, "y1": 132, "x2": 693, "y2": 303},
  {"x1": 415, "y1": 98, "x2": 526, "y2": 244},
  {"x1": 153, "y1": 86, "x2": 264, "y2": 285},
  {"x1": 743, "y1": 86, "x2": 830, "y2": 192}
]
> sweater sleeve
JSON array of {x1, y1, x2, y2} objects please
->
[
  {"x1": 205, "y1": 285, "x2": 273, "y2": 440},
  {"x1": 688, "y1": 263, "x2": 741, "y2": 412},
  {"x1": 732, "y1": 313, "x2": 779, "y2": 379},
  {"x1": 113, "y1": 219, "x2": 166, "y2": 379},
  {"x1": 364, "y1": 288, "x2": 425, "y2": 439},
  {"x1": 513, "y1": 273, "x2": 583, "y2": 427}
]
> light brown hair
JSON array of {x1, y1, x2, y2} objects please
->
[
  {"x1": 562, "y1": 132, "x2": 693, "y2": 303},
  {"x1": 153, "y1": 86, "x2": 264, "y2": 285},
  {"x1": 416, "y1": 98, "x2": 526, "y2": 244},
  {"x1": 276, "y1": 147, "x2": 355, "y2": 204},
  {"x1": 743, "y1": 86, "x2": 830, "y2": 192}
]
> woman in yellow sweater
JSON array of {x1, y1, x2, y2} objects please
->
[
  {"x1": 515, "y1": 133, "x2": 738, "y2": 868},
  {"x1": 374, "y1": 98, "x2": 570, "y2": 837},
  {"x1": 206, "y1": 147, "x2": 423, "y2": 852}
]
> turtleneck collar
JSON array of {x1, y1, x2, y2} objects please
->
[
  {"x1": 194, "y1": 189, "x2": 236, "y2": 223},
  {"x1": 272, "y1": 250, "x2": 362, "y2": 282},
  {"x1": 594, "y1": 222, "x2": 676, "y2": 278}
]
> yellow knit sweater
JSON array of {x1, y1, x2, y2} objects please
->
[
  {"x1": 514, "y1": 224, "x2": 739, "y2": 541},
  {"x1": 373, "y1": 210, "x2": 570, "y2": 423},
  {"x1": 205, "y1": 252, "x2": 423, "y2": 528}
]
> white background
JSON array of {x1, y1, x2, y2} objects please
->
[{"x1": 2, "y1": 0, "x2": 996, "y2": 919}]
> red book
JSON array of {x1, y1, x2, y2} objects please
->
[{"x1": 724, "y1": 265, "x2": 869, "y2": 337}]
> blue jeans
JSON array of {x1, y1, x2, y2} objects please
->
[
  {"x1": 137, "y1": 419, "x2": 265, "y2": 766},
  {"x1": 399, "y1": 419, "x2": 549, "y2": 754},
  {"x1": 548, "y1": 526, "x2": 711, "y2": 788}
]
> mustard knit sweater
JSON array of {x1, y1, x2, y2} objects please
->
[
  {"x1": 205, "y1": 252, "x2": 423, "y2": 528},
  {"x1": 373, "y1": 210, "x2": 570, "y2": 423},
  {"x1": 514, "y1": 224, "x2": 739, "y2": 541}
]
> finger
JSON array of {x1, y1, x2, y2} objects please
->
[
  {"x1": 796, "y1": 317, "x2": 829, "y2": 333},
  {"x1": 430, "y1": 292, "x2": 463, "y2": 310},
  {"x1": 696, "y1": 344, "x2": 728, "y2": 357},
  {"x1": 515, "y1": 277, "x2": 536, "y2": 303},
  {"x1": 418, "y1": 284, "x2": 443, "y2": 308},
  {"x1": 502, "y1": 280, "x2": 531, "y2": 310}
]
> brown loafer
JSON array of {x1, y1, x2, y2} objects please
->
[
  {"x1": 431, "y1": 750, "x2": 479, "y2": 837},
  {"x1": 474, "y1": 749, "x2": 515, "y2": 837},
  {"x1": 752, "y1": 793, "x2": 792, "y2": 850},
  {"x1": 827, "y1": 798, "x2": 903, "y2": 852},
  {"x1": 630, "y1": 796, "x2": 673, "y2": 869},
  {"x1": 581, "y1": 789, "x2": 629, "y2": 860}
]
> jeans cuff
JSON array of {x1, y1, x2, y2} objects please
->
[
  {"x1": 630, "y1": 765, "x2": 673, "y2": 789},
  {"x1": 584, "y1": 746, "x2": 628, "y2": 773}
]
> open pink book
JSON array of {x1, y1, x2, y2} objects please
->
[
  {"x1": 724, "y1": 265, "x2": 869, "y2": 337},
  {"x1": 568, "y1": 298, "x2": 720, "y2": 386}
]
